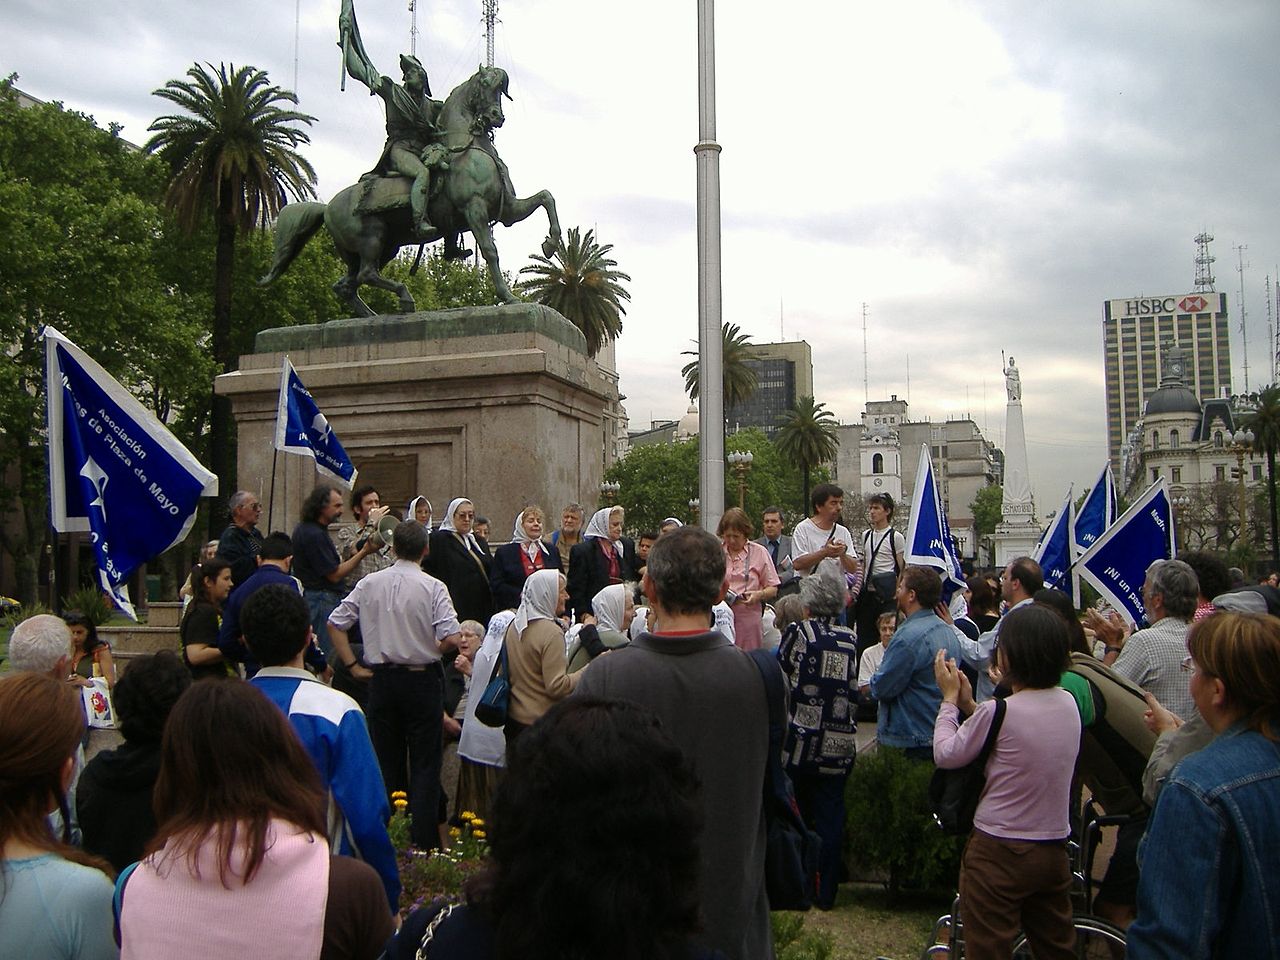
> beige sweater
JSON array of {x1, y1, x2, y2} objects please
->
[{"x1": 506, "y1": 618, "x2": 579, "y2": 724}]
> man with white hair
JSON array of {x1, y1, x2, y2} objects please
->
[
  {"x1": 216, "y1": 490, "x2": 265, "y2": 587},
  {"x1": 8, "y1": 614, "x2": 73, "y2": 676}
]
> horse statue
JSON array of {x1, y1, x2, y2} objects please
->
[{"x1": 261, "y1": 65, "x2": 561, "y2": 317}]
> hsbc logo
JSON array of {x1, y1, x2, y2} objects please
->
[
  {"x1": 1121, "y1": 295, "x2": 1214, "y2": 317},
  {"x1": 1179, "y1": 295, "x2": 1208, "y2": 312}
]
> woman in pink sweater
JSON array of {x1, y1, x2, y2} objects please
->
[
  {"x1": 118, "y1": 681, "x2": 393, "y2": 960},
  {"x1": 932, "y1": 605, "x2": 1082, "y2": 960}
]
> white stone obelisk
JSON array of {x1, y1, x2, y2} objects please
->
[{"x1": 994, "y1": 356, "x2": 1040, "y2": 566}]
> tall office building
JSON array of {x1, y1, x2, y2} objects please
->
[
  {"x1": 725, "y1": 340, "x2": 814, "y2": 435},
  {"x1": 1103, "y1": 293, "x2": 1232, "y2": 465}
]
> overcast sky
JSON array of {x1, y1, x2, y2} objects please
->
[{"x1": 7, "y1": 0, "x2": 1280, "y2": 510}]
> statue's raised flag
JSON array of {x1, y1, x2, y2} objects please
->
[{"x1": 45, "y1": 326, "x2": 218, "y2": 618}]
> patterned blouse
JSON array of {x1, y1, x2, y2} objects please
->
[{"x1": 776, "y1": 616, "x2": 859, "y2": 775}]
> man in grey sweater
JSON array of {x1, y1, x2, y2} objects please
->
[{"x1": 576, "y1": 525, "x2": 773, "y2": 960}]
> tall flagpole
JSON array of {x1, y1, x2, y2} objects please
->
[{"x1": 695, "y1": 0, "x2": 724, "y2": 530}]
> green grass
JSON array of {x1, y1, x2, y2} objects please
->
[{"x1": 789, "y1": 882, "x2": 951, "y2": 960}]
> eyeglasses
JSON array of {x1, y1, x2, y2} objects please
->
[{"x1": 456, "y1": 511, "x2": 475, "y2": 520}]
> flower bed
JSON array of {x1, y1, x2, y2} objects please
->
[{"x1": 388, "y1": 791, "x2": 491, "y2": 913}]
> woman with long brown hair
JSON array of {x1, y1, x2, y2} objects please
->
[
  {"x1": 117, "y1": 681, "x2": 393, "y2": 959},
  {"x1": 0, "y1": 673, "x2": 116, "y2": 959},
  {"x1": 179, "y1": 557, "x2": 234, "y2": 680}
]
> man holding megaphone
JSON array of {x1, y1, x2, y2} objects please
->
[{"x1": 338, "y1": 485, "x2": 395, "y2": 590}]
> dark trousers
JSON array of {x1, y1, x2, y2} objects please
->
[
  {"x1": 854, "y1": 587, "x2": 894, "y2": 669},
  {"x1": 791, "y1": 769, "x2": 850, "y2": 909},
  {"x1": 959, "y1": 829, "x2": 1076, "y2": 960},
  {"x1": 367, "y1": 665, "x2": 444, "y2": 850}
]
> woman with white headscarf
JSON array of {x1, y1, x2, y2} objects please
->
[
  {"x1": 490, "y1": 506, "x2": 562, "y2": 611},
  {"x1": 406, "y1": 496, "x2": 433, "y2": 531},
  {"x1": 427, "y1": 497, "x2": 494, "y2": 626},
  {"x1": 504, "y1": 569, "x2": 578, "y2": 747},
  {"x1": 567, "y1": 583, "x2": 634, "y2": 673},
  {"x1": 567, "y1": 506, "x2": 637, "y2": 621}
]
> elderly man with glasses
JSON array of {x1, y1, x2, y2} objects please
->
[{"x1": 216, "y1": 490, "x2": 265, "y2": 588}]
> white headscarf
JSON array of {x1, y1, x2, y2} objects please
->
[
  {"x1": 592, "y1": 584, "x2": 628, "y2": 633},
  {"x1": 583, "y1": 507, "x2": 624, "y2": 558},
  {"x1": 514, "y1": 569, "x2": 564, "y2": 634},
  {"x1": 407, "y1": 496, "x2": 433, "y2": 533},
  {"x1": 511, "y1": 510, "x2": 544, "y2": 559},
  {"x1": 661, "y1": 517, "x2": 684, "y2": 528},
  {"x1": 439, "y1": 497, "x2": 480, "y2": 552}
]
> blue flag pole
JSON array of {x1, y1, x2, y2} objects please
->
[{"x1": 1075, "y1": 478, "x2": 1175, "y2": 627}]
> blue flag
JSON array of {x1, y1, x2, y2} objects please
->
[
  {"x1": 1074, "y1": 461, "x2": 1117, "y2": 558},
  {"x1": 1033, "y1": 487, "x2": 1076, "y2": 604},
  {"x1": 905, "y1": 444, "x2": 968, "y2": 601},
  {"x1": 1075, "y1": 479, "x2": 1175, "y2": 627},
  {"x1": 274, "y1": 358, "x2": 357, "y2": 487},
  {"x1": 45, "y1": 327, "x2": 218, "y2": 619}
]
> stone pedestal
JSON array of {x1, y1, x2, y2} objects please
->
[
  {"x1": 214, "y1": 304, "x2": 613, "y2": 533},
  {"x1": 993, "y1": 520, "x2": 1042, "y2": 568}
]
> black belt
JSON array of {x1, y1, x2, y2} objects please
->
[{"x1": 369, "y1": 662, "x2": 443, "y2": 673}]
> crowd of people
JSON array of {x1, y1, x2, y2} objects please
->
[{"x1": 2, "y1": 478, "x2": 1279, "y2": 959}]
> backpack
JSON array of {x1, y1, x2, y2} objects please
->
[{"x1": 1065, "y1": 652, "x2": 1157, "y2": 816}]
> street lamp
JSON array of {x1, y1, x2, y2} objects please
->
[
  {"x1": 1172, "y1": 494, "x2": 1192, "y2": 552},
  {"x1": 688, "y1": 497, "x2": 701, "y2": 525},
  {"x1": 599, "y1": 481, "x2": 620, "y2": 507},
  {"x1": 727, "y1": 450, "x2": 754, "y2": 509},
  {"x1": 1232, "y1": 428, "x2": 1255, "y2": 546}
]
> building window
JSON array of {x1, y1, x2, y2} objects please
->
[
  {"x1": 1170, "y1": 429, "x2": 1179, "y2": 448},
  {"x1": 1255, "y1": 464, "x2": 1264, "y2": 481},
  {"x1": 872, "y1": 453, "x2": 884, "y2": 475},
  {"x1": 1171, "y1": 467, "x2": 1182, "y2": 483},
  {"x1": 1151, "y1": 468, "x2": 1160, "y2": 483},
  {"x1": 1216, "y1": 464, "x2": 1226, "y2": 481},
  {"x1": 1151, "y1": 430, "x2": 1159, "y2": 449},
  {"x1": 1214, "y1": 430, "x2": 1224, "y2": 448}
]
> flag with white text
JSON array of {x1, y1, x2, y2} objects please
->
[
  {"x1": 274, "y1": 357, "x2": 357, "y2": 487},
  {"x1": 1075, "y1": 479, "x2": 1174, "y2": 627},
  {"x1": 1034, "y1": 487, "x2": 1077, "y2": 604},
  {"x1": 905, "y1": 444, "x2": 968, "y2": 601},
  {"x1": 1074, "y1": 461, "x2": 1117, "y2": 558},
  {"x1": 45, "y1": 327, "x2": 218, "y2": 619}
]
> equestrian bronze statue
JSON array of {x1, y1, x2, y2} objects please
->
[{"x1": 261, "y1": 0, "x2": 561, "y2": 316}]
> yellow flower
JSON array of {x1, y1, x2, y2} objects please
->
[
  {"x1": 391, "y1": 790, "x2": 407, "y2": 800},
  {"x1": 448, "y1": 826, "x2": 462, "y2": 838},
  {"x1": 460, "y1": 810, "x2": 476, "y2": 822},
  {"x1": 473, "y1": 830, "x2": 486, "y2": 840},
  {"x1": 393, "y1": 798, "x2": 408, "y2": 810},
  {"x1": 469, "y1": 817, "x2": 485, "y2": 828}
]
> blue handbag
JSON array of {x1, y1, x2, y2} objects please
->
[{"x1": 474, "y1": 638, "x2": 511, "y2": 727}]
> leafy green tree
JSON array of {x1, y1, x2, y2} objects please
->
[
  {"x1": 516, "y1": 226, "x2": 630, "y2": 356},
  {"x1": 145, "y1": 62, "x2": 317, "y2": 505},
  {"x1": 970, "y1": 484, "x2": 1004, "y2": 536},
  {"x1": 1243, "y1": 383, "x2": 1280, "y2": 565},
  {"x1": 0, "y1": 77, "x2": 212, "y2": 601},
  {"x1": 680, "y1": 322, "x2": 758, "y2": 412},
  {"x1": 775, "y1": 396, "x2": 839, "y2": 516}
]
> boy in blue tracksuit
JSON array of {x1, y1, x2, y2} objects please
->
[{"x1": 243, "y1": 584, "x2": 401, "y2": 913}]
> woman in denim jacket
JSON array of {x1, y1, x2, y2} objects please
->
[{"x1": 1128, "y1": 612, "x2": 1280, "y2": 959}]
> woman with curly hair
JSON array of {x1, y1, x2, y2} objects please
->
[
  {"x1": 389, "y1": 697, "x2": 717, "y2": 960},
  {"x1": 63, "y1": 611, "x2": 115, "y2": 689},
  {"x1": 0, "y1": 673, "x2": 115, "y2": 959}
]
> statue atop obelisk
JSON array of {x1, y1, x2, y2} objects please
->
[{"x1": 994, "y1": 354, "x2": 1040, "y2": 566}]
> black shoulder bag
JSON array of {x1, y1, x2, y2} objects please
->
[{"x1": 928, "y1": 697, "x2": 1007, "y2": 835}]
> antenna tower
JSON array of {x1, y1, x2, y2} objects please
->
[
  {"x1": 1268, "y1": 273, "x2": 1276, "y2": 384},
  {"x1": 1193, "y1": 231, "x2": 1216, "y2": 292},
  {"x1": 1275, "y1": 265, "x2": 1280, "y2": 386},
  {"x1": 861, "y1": 303, "x2": 869, "y2": 406},
  {"x1": 482, "y1": 0, "x2": 498, "y2": 67},
  {"x1": 293, "y1": 0, "x2": 301, "y2": 92},
  {"x1": 1236, "y1": 244, "x2": 1250, "y2": 391},
  {"x1": 408, "y1": 0, "x2": 418, "y2": 56}
]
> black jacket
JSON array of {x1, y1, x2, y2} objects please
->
[
  {"x1": 567, "y1": 537, "x2": 638, "y2": 620},
  {"x1": 427, "y1": 529, "x2": 494, "y2": 625},
  {"x1": 77, "y1": 740, "x2": 162, "y2": 872},
  {"x1": 489, "y1": 541, "x2": 562, "y2": 612}
]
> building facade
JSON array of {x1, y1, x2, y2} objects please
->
[
  {"x1": 1103, "y1": 293, "x2": 1232, "y2": 465},
  {"x1": 725, "y1": 340, "x2": 814, "y2": 436}
]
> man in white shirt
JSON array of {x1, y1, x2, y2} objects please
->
[
  {"x1": 791, "y1": 483, "x2": 860, "y2": 624},
  {"x1": 948, "y1": 556, "x2": 1041, "y2": 702}
]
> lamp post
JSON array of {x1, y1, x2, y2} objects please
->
[
  {"x1": 727, "y1": 450, "x2": 753, "y2": 509},
  {"x1": 599, "y1": 481, "x2": 620, "y2": 507},
  {"x1": 1232, "y1": 428, "x2": 1255, "y2": 547},
  {"x1": 1172, "y1": 494, "x2": 1191, "y2": 552},
  {"x1": 688, "y1": 497, "x2": 701, "y2": 525}
]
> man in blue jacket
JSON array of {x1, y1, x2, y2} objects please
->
[
  {"x1": 244, "y1": 584, "x2": 401, "y2": 913},
  {"x1": 869, "y1": 565, "x2": 962, "y2": 761}
]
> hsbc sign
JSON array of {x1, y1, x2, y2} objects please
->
[{"x1": 1109, "y1": 294, "x2": 1219, "y2": 317}]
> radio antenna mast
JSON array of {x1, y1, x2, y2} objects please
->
[
  {"x1": 861, "y1": 302, "x2": 869, "y2": 406},
  {"x1": 408, "y1": 0, "x2": 419, "y2": 55},
  {"x1": 1236, "y1": 243, "x2": 1250, "y2": 391},
  {"x1": 482, "y1": 0, "x2": 499, "y2": 66}
]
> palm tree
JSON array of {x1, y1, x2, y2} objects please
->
[
  {"x1": 1244, "y1": 383, "x2": 1280, "y2": 564},
  {"x1": 145, "y1": 62, "x2": 317, "y2": 500},
  {"x1": 516, "y1": 226, "x2": 631, "y2": 356},
  {"x1": 775, "y1": 396, "x2": 839, "y2": 515},
  {"x1": 680, "y1": 322, "x2": 759, "y2": 412}
]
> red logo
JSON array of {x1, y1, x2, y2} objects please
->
[{"x1": 1180, "y1": 295, "x2": 1208, "y2": 312}]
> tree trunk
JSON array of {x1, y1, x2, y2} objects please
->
[
  {"x1": 801, "y1": 464, "x2": 811, "y2": 518},
  {"x1": 209, "y1": 208, "x2": 237, "y2": 538}
]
